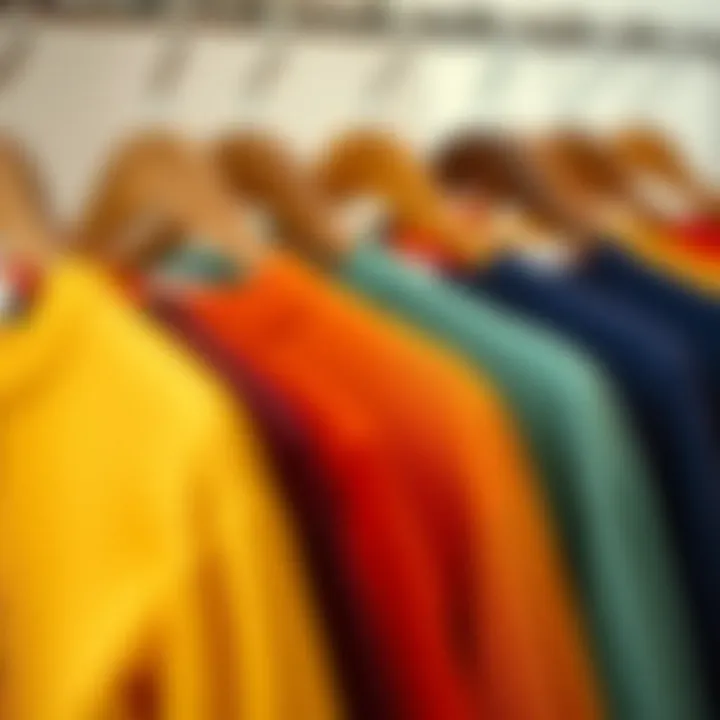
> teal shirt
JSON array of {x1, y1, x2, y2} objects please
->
[
  {"x1": 338, "y1": 244, "x2": 710, "y2": 720},
  {"x1": 157, "y1": 243, "x2": 241, "y2": 285}
]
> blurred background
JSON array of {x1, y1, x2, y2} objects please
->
[
  {"x1": 0, "y1": 0, "x2": 718, "y2": 218},
  {"x1": 4, "y1": 5, "x2": 720, "y2": 719}
]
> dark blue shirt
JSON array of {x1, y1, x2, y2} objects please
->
[
  {"x1": 582, "y1": 242, "x2": 720, "y2": 434},
  {"x1": 453, "y1": 249, "x2": 720, "y2": 706}
]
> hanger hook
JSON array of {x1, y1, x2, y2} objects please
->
[
  {"x1": 627, "y1": 26, "x2": 684, "y2": 123},
  {"x1": 146, "y1": 0, "x2": 195, "y2": 106},
  {"x1": 360, "y1": 0, "x2": 417, "y2": 126},
  {"x1": 469, "y1": 4, "x2": 519, "y2": 127},
  {"x1": 242, "y1": 0, "x2": 291, "y2": 116},
  {"x1": 569, "y1": 18, "x2": 684, "y2": 130},
  {"x1": 559, "y1": 18, "x2": 620, "y2": 127},
  {"x1": 0, "y1": 0, "x2": 35, "y2": 95}
]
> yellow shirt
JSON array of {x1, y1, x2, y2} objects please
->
[{"x1": 0, "y1": 261, "x2": 339, "y2": 720}]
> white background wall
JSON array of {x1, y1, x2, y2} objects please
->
[{"x1": 0, "y1": 0, "x2": 718, "y2": 217}]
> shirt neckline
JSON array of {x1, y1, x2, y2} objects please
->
[{"x1": 0, "y1": 260, "x2": 92, "y2": 404}]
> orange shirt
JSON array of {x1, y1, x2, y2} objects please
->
[
  {"x1": 179, "y1": 253, "x2": 602, "y2": 720},
  {"x1": 175, "y1": 296, "x2": 473, "y2": 720}
]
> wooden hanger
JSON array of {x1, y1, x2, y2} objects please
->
[
  {"x1": 432, "y1": 130, "x2": 591, "y2": 242},
  {"x1": 315, "y1": 127, "x2": 487, "y2": 264},
  {"x1": 214, "y1": 130, "x2": 350, "y2": 265},
  {"x1": 0, "y1": 133, "x2": 55, "y2": 267},
  {"x1": 607, "y1": 126, "x2": 715, "y2": 215},
  {"x1": 75, "y1": 129, "x2": 265, "y2": 272},
  {"x1": 531, "y1": 129, "x2": 663, "y2": 230},
  {"x1": 535, "y1": 130, "x2": 627, "y2": 199}
]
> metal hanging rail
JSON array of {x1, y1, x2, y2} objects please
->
[
  {"x1": 0, "y1": 0, "x2": 35, "y2": 92},
  {"x1": 3, "y1": 3, "x2": 720, "y2": 61}
]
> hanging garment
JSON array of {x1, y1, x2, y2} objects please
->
[
  {"x1": 582, "y1": 241, "x2": 720, "y2": 433},
  {"x1": 0, "y1": 260, "x2": 340, "y2": 720},
  {"x1": 448, "y1": 253, "x2": 720, "y2": 708},
  {"x1": 153, "y1": 286, "x2": 471, "y2": 720},
  {"x1": 150, "y1": 299, "x2": 389, "y2": 720},
  {"x1": 164, "y1": 251, "x2": 602, "y2": 720},
  {"x1": 337, "y1": 241, "x2": 711, "y2": 720},
  {"x1": 674, "y1": 216, "x2": 720, "y2": 258},
  {"x1": 613, "y1": 221, "x2": 720, "y2": 294}
]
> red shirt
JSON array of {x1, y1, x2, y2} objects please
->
[
  {"x1": 171, "y1": 287, "x2": 475, "y2": 720},
  {"x1": 674, "y1": 216, "x2": 720, "y2": 258},
  {"x1": 165, "y1": 253, "x2": 600, "y2": 720}
]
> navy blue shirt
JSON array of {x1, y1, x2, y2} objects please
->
[
  {"x1": 452, "y1": 249, "x2": 720, "y2": 705},
  {"x1": 582, "y1": 242, "x2": 720, "y2": 434}
]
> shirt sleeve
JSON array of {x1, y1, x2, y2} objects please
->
[{"x1": 192, "y1": 392, "x2": 343, "y2": 720}]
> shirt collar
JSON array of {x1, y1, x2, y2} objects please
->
[{"x1": 0, "y1": 260, "x2": 99, "y2": 404}]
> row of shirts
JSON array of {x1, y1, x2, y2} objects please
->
[{"x1": 1, "y1": 220, "x2": 720, "y2": 719}]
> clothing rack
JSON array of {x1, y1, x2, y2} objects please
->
[
  {"x1": 2, "y1": 3, "x2": 720, "y2": 59},
  {"x1": 1, "y1": 1, "x2": 719, "y2": 175}
]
